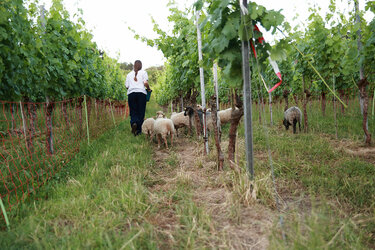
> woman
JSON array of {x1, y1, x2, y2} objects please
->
[{"x1": 125, "y1": 60, "x2": 150, "y2": 136}]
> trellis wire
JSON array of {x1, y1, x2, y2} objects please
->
[{"x1": 244, "y1": 12, "x2": 286, "y2": 240}]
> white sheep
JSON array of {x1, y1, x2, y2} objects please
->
[
  {"x1": 154, "y1": 111, "x2": 176, "y2": 149},
  {"x1": 218, "y1": 107, "x2": 239, "y2": 124},
  {"x1": 171, "y1": 111, "x2": 190, "y2": 136},
  {"x1": 141, "y1": 118, "x2": 155, "y2": 141}
]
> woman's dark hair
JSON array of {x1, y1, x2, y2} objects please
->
[{"x1": 134, "y1": 60, "x2": 142, "y2": 81}]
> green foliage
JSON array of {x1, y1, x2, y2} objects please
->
[
  {"x1": 131, "y1": 0, "x2": 286, "y2": 105},
  {"x1": 203, "y1": 0, "x2": 286, "y2": 90},
  {"x1": 0, "y1": 0, "x2": 126, "y2": 101}
]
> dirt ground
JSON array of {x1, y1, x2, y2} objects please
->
[
  {"x1": 321, "y1": 134, "x2": 375, "y2": 164},
  {"x1": 147, "y1": 135, "x2": 276, "y2": 249}
]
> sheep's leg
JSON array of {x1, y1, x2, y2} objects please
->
[
  {"x1": 148, "y1": 131, "x2": 153, "y2": 142},
  {"x1": 157, "y1": 134, "x2": 161, "y2": 149},
  {"x1": 170, "y1": 131, "x2": 174, "y2": 147},
  {"x1": 298, "y1": 120, "x2": 301, "y2": 133},
  {"x1": 188, "y1": 119, "x2": 193, "y2": 136},
  {"x1": 293, "y1": 119, "x2": 297, "y2": 134},
  {"x1": 163, "y1": 134, "x2": 168, "y2": 149}
]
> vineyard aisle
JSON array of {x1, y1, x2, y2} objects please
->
[
  {"x1": 1, "y1": 101, "x2": 375, "y2": 248},
  {"x1": 148, "y1": 136, "x2": 274, "y2": 249},
  {"x1": 0, "y1": 101, "x2": 273, "y2": 249}
]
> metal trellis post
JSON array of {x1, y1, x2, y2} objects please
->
[
  {"x1": 196, "y1": 10, "x2": 209, "y2": 154},
  {"x1": 241, "y1": 0, "x2": 254, "y2": 180}
]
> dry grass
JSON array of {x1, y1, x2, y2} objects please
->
[{"x1": 147, "y1": 135, "x2": 277, "y2": 249}]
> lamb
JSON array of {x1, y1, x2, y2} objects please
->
[
  {"x1": 153, "y1": 111, "x2": 176, "y2": 149},
  {"x1": 283, "y1": 106, "x2": 302, "y2": 134},
  {"x1": 170, "y1": 111, "x2": 190, "y2": 136},
  {"x1": 218, "y1": 107, "x2": 239, "y2": 124},
  {"x1": 141, "y1": 118, "x2": 155, "y2": 141}
]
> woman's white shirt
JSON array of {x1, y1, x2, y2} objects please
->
[{"x1": 125, "y1": 70, "x2": 148, "y2": 95}]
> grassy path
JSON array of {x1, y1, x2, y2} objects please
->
[
  {"x1": 0, "y1": 100, "x2": 276, "y2": 249},
  {"x1": 0, "y1": 120, "x2": 158, "y2": 249}
]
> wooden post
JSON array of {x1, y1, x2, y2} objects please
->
[
  {"x1": 45, "y1": 97, "x2": 54, "y2": 154},
  {"x1": 355, "y1": 0, "x2": 370, "y2": 144},
  {"x1": 125, "y1": 102, "x2": 129, "y2": 118},
  {"x1": 84, "y1": 95, "x2": 90, "y2": 145},
  {"x1": 19, "y1": 101, "x2": 28, "y2": 150},
  {"x1": 213, "y1": 62, "x2": 221, "y2": 140},
  {"x1": 213, "y1": 62, "x2": 220, "y2": 112},
  {"x1": 240, "y1": 0, "x2": 254, "y2": 180},
  {"x1": 109, "y1": 99, "x2": 116, "y2": 126},
  {"x1": 196, "y1": 10, "x2": 209, "y2": 154},
  {"x1": 372, "y1": 89, "x2": 375, "y2": 117},
  {"x1": 180, "y1": 95, "x2": 184, "y2": 112},
  {"x1": 333, "y1": 76, "x2": 338, "y2": 139}
]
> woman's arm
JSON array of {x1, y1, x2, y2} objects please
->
[
  {"x1": 125, "y1": 74, "x2": 130, "y2": 89},
  {"x1": 143, "y1": 71, "x2": 150, "y2": 90},
  {"x1": 144, "y1": 80, "x2": 150, "y2": 90}
]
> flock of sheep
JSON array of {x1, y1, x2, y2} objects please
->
[
  {"x1": 141, "y1": 105, "x2": 302, "y2": 149},
  {"x1": 141, "y1": 106, "x2": 236, "y2": 149}
]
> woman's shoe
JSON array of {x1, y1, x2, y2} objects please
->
[{"x1": 131, "y1": 123, "x2": 137, "y2": 135}]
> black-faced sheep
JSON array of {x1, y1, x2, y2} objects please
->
[
  {"x1": 283, "y1": 106, "x2": 302, "y2": 134},
  {"x1": 184, "y1": 106, "x2": 221, "y2": 134},
  {"x1": 154, "y1": 111, "x2": 176, "y2": 149},
  {"x1": 141, "y1": 118, "x2": 155, "y2": 141},
  {"x1": 171, "y1": 111, "x2": 190, "y2": 136}
]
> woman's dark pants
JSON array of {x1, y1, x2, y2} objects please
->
[{"x1": 128, "y1": 92, "x2": 146, "y2": 135}]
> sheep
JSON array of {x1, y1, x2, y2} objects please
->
[
  {"x1": 218, "y1": 107, "x2": 239, "y2": 124},
  {"x1": 154, "y1": 111, "x2": 176, "y2": 149},
  {"x1": 184, "y1": 106, "x2": 221, "y2": 134},
  {"x1": 184, "y1": 106, "x2": 201, "y2": 133},
  {"x1": 141, "y1": 118, "x2": 155, "y2": 141},
  {"x1": 170, "y1": 111, "x2": 190, "y2": 136},
  {"x1": 283, "y1": 106, "x2": 302, "y2": 134},
  {"x1": 207, "y1": 110, "x2": 221, "y2": 132}
]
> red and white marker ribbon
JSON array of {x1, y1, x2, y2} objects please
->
[
  {"x1": 251, "y1": 25, "x2": 282, "y2": 93},
  {"x1": 267, "y1": 57, "x2": 282, "y2": 93}
]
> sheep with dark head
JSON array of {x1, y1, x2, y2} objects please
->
[
  {"x1": 184, "y1": 106, "x2": 220, "y2": 134},
  {"x1": 283, "y1": 106, "x2": 302, "y2": 134}
]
